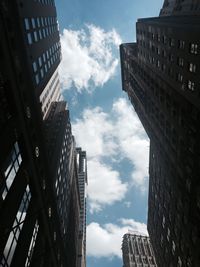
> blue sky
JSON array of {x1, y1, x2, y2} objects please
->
[{"x1": 55, "y1": 0, "x2": 163, "y2": 266}]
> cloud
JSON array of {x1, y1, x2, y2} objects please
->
[
  {"x1": 59, "y1": 24, "x2": 121, "y2": 92},
  {"x1": 72, "y1": 97, "x2": 149, "y2": 213},
  {"x1": 87, "y1": 159, "x2": 127, "y2": 213},
  {"x1": 87, "y1": 219, "x2": 148, "y2": 258}
]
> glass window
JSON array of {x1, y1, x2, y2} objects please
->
[
  {"x1": 188, "y1": 80, "x2": 195, "y2": 91},
  {"x1": 37, "y1": 17, "x2": 40, "y2": 27},
  {"x1": 27, "y1": 33, "x2": 32, "y2": 45},
  {"x1": 39, "y1": 30, "x2": 42, "y2": 40},
  {"x1": 40, "y1": 68, "x2": 44, "y2": 78},
  {"x1": 43, "y1": 53, "x2": 46, "y2": 62},
  {"x1": 33, "y1": 31, "x2": 38, "y2": 42},
  {"x1": 178, "y1": 57, "x2": 184, "y2": 67},
  {"x1": 32, "y1": 62, "x2": 37, "y2": 73},
  {"x1": 24, "y1": 18, "x2": 30, "y2": 30},
  {"x1": 43, "y1": 28, "x2": 46, "y2": 38},
  {"x1": 35, "y1": 74, "x2": 39, "y2": 85},
  {"x1": 189, "y1": 63, "x2": 196, "y2": 73},
  {"x1": 178, "y1": 40, "x2": 185, "y2": 49},
  {"x1": 2, "y1": 186, "x2": 31, "y2": 266},
  {"x1": 31, "y1": 18, "x2": 36, "y2": 29},
  {"x1": 38, "y1": 57, "x2": 42, "y2": 67},
  {"x1": 41, "y1": 17, "x2": 44, "y2": 27},
  {"x1": 45, "y1": 64, "x2": 48, "y2": 73},
  {"x1": 177, "y1": 73, "x2": 183, "y2": 82},
  {"x1": 25, "y1": 220, "x2": 39, "y2": 267},
  {"x1": 169, "y1": 38, "x2": 175, "y2": 47},
  {"x1": 2, "y1": 142, "x2": 22, "y2": 200},
  {"x1": 48, "y1": 207, "x2": 52, "y2": 218},
  {"x1": 190, "y1": 43, "x2": 198, "y2": 54}
]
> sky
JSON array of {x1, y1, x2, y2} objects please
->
[{"x1": 55, "y1": 0, "x2": 163, "y2": 266}]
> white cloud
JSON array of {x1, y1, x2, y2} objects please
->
[
  {"x1": 72, "y1": 107, "x2": 116, "y2": 159},
  {"x1": 72, "y1": 97, "x2": 149, "y2": 213},
  {"x1": 87, "y1": 159, "x2": 127, "y2": 213},
  {"x1": 59, "y1": 24, "x2": 121, "y2": 92},
  {"x1": 87, "y1": 219, "x2": 148, "y2": 258}
]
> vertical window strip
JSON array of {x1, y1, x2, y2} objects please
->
[
  {"x1": 1, "y1": 186, "x2": 31, "y2": 266},
  {"x1": 25, "y1": 220, "x2": 39, "y2": 267},
  {"x1": 2, "y1": 142, "x2": 22, "y2": 200}
]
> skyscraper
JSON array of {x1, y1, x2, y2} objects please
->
[
  {"x1": 0, "y1": 1, "x2": 87, "y2": 266},
  {"x1": 122, "y1": 232, "x2": 157, "y2": 267},
  {"x1": 76, "y1": 148, "x2": 87, "y2": 267},
  {"x1": 120, "y1": 1, "x2": 200, "y2": 266}
]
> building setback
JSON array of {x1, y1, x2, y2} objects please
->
[
  {"x1": 0, "y1": 1, "x2": 87, "y2": 266},
  {"x1": 120, "y1": 1, "x2": 200, "y2": 266},
  {"x1": 122, "y1": 232, "x2": 157, "y2": 267}
]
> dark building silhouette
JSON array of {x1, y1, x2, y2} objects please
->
[
  {"x1": 120, "y1": 1, "x2": 200, "y2": 266},
  {"x1": 0, "y1": 1, "x2": 87, "y2": 266},
  {"x1": 122, "y1": 232, "x2": 157, "y2": 267}
]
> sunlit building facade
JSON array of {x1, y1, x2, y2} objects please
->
[
  {"x1": 120, "y1": 1, "x2": 200, "y2": 266},
  {"x1": 122, "y1": 233, "x2": 157, "y2": 267},
  {"x1": 76, "y1": 148, "x2": 88, "y2": 267}
]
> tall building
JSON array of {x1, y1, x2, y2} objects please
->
[
  {"x1": 160, "y1": 0, "x2": 200, "y2": 16},
  {"x1": 76, "y1": 148, "x2": 87, "y2": 267},
  {"x1": 120, "y1": 1, "x2": 200, "y2": 266},
  {"x1": 0, "y1": 1, "x2": 86, "y2": 266},
  {"x1": 122, "y1": 232, "x2": 157, "y2": 267}
]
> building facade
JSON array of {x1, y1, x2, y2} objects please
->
[
  {"x1": 120, "y1": 1, "x2": 200, "y2": 266},
  {"x1": 160, "y1": 0, "x2": 200, "y2": 16},
  {"x1": 0, "y1": 1, "x2": 86, "y2": 266},
  {"x1": 122, "y1": 233, "x2": 157, "y2": 267},
  {"x1": 76, "y1": 148, "x2": 87, "y2": 267}
]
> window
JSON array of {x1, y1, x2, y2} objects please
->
[
  {"x1": 178, "y1": 40, "x2": 185, "y2": 49},
  {"x1": 33, "y1": 31, "x2": 38, "y2": 42},
  {"x1": 38, "y1": 57, "x2": 42, "y2": 67},
  {"x1": 190, "y1": 43, "x2": 198, "y2": 54},
  {"x1": 188, "y1": 80, "x2": 195, "y2": 91},
  {"x1": 167, "y1": 228, "x2": 170, "y2": 241},
  {"x1": 48, "y1": 207, "x2": 52, "y2": 218},
  {"x1": 37, "y1": 17, "x2": 40, "y2": 27},
  {"x1": 172, "y1": 241, "x2": 176, "y2": 254},
  {"x1": 38, "y1": 30, "x2": 42, "y2": 40},
  {"x1": 169, "y1": 54, "x2": 174, "y2": 62},
  {"x1": 169, "y1": 38, "x2": 175, "y2": 47},
  {"x1": 177, "y1": 256, "x2": 182, "y2": 267},
  {"x1": 40, "y1": 68, "x2": 44, "y2": 78},
  {"x1": 31, "y1": 18, "x2": 36, "y2": 29},
  {"x1": 2, "y1": 186, "x2": 31, "y2": 266},
  {"x1": 35, "y1": 74, "x2": 39, "y2": 85},
  {"x1": 189, "y1": 63, "x2": 196, "y2": 73},
  {"x1": 162, "y1": 215, "x2": 165, "y2": 228},
  {"x1": 178, "y1": 57, "x2": 184, "y2": 67},
  {"x1": 25, "y1": 220, "x2": 39, "y2": 267},
  {"x1": 27, "y1": 33, "x2": 32, "y2": 44},
  {"x1": 162, "y1": 35, "x2": 167, "y2": 44},
  {"x1": 177, "y1": 73, "x2": 183, "y2": 82},
  {"x1": 24, "y1": 18, "x2": 30, "y2": 30},
  {"x1": 32, "y1": 62, "x2": 37, "y2": 72},
  {"x1": 2, "y1": 142, "x2": 22, "y2": 200}
]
